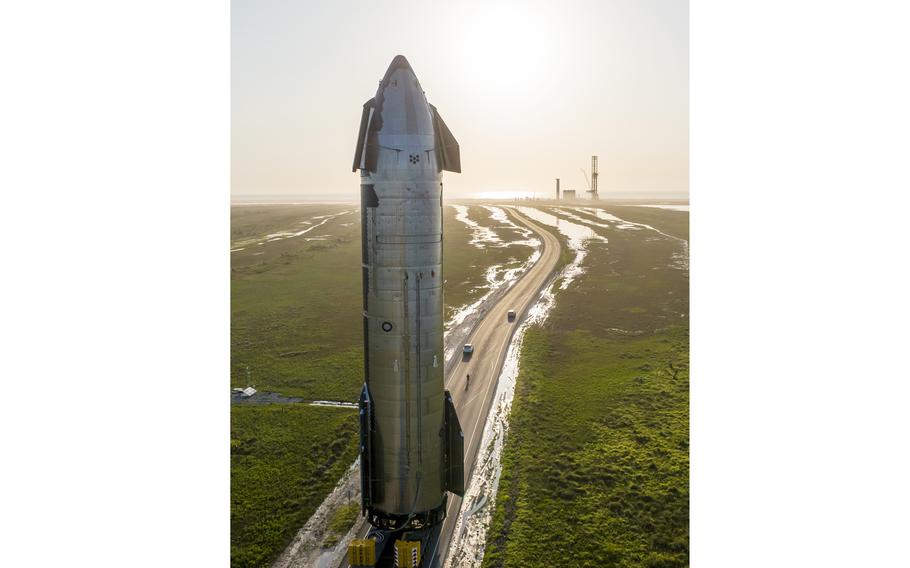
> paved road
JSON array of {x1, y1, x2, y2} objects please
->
[{"x1": 340, "y1": 207, "x2": 561, "y2": 567}]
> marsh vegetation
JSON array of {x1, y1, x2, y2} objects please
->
[{"x1": 482, "y1": 205, "x2": 689, "y2": 568}]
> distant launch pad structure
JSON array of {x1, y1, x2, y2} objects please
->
[
  {"x1": 581, "y1": 155, "x2": 599, "y2": 200},
  {"x1": 590, "y1": 155, "x2": 599, "y2": 199}
]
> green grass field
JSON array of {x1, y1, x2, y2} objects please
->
[
  {"x1": 231, "y1": 204, "x2": 363, "y2": 401},
  {"x1": 231, "y1": 202, "x2": 534, "y2": 567},
  {"x1": 231, "y1": 404, "x2": 359, "y2": 568},
  {"x1": 607, "y1": 206, "x2": 689, "y2": 240},
  {"x1": 483, "y1": 206, "x2": 689, "y2": 568}
]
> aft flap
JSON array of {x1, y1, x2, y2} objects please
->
[
  {"x1": 430, "y1": 104, "x2": 461, "y2": 173},
  {"x1": 352, "y1": 98, "x2": 375, "y2": 172},
  {"x1": 443, "y1": 390, "x2": 465, "y2": 496},
  {"x1": 358, "y1": 383, "x2": 378, "y2": 511}
]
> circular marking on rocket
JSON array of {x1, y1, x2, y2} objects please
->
[{"x1": 381, "y1": 321, "x2": 393, "y2": 332}]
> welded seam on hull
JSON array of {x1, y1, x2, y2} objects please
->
[
  {"x1": 415, "y1": 272, "x2": 423, "y2": 472},
  {"x1": 403, "y1": 272, "x2": 411, "y2": 474}
]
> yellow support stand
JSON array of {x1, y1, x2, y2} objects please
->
[
  {"x1": 394, "y1": 540, "x2": 421, "y2": 568},
  {"x1": 348, "y1": 538, "x2": 377, "y2": 566}
]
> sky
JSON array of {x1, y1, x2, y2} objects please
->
[{"x1": 232, "y1": 0, "x2": 688, "y2": 199}]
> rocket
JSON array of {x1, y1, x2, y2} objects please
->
[{"x1": 353, "y1": 55, "x2": 464, "y2": 531}]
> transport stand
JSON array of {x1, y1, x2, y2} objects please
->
[{"x1": 349, "y1": 524, "x2": 442, "y2": 568}]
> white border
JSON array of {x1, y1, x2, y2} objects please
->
[
  {"x1": 693, "y1": 1, "x2": 910, "y2": 565},
  {"x1": 0, "y1": 2, "x2": 229, "y2": 564}
]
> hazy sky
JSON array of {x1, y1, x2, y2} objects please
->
[{"x1": 232, "y1": 0, "x2": 688, "y2": 198}]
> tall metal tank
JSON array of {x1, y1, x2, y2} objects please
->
[{"x1": 352, "y1": 55, "x2": 464, "y2": 531}]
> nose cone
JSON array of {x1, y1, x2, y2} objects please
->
[
  {"x1": 375, "y1": 55, "x2": 434, "y2": 137},
  {"x1": 384, "y1": 54, "x2": 414, "y2": 78}
]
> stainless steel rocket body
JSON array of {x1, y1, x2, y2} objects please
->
[{"x1": 353, "y1": 56, "x2": 463, "y2": 531}]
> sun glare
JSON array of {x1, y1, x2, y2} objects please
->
[{"x1": 453, "y1": 4, "x2": 557, "y2": 106}]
